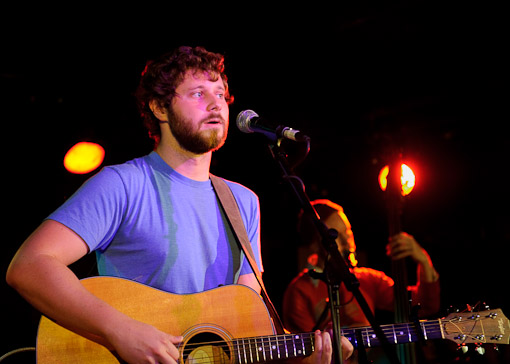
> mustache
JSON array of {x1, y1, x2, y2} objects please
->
[{"x1": 201, "y1": 113, "x2": 226, "y2": 124}]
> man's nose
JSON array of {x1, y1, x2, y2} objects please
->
[{"x1": 206, "y1": 93, "x2": 222, "y2": 112}]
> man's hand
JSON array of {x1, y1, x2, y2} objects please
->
[
  {"x1": 107, "y1": 317, "x2": 182, "y2": 364},
  {"x1": 302, "y1": 330, "x2": 353, "y2": 364},
  {"x1": 387, "y1": 232, "x2": 439, "y2": 283},
  {"x1": 387, "y1": 232, "x2": 428, "y2": 264}
]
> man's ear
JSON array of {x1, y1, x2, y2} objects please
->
[{"x1": 149, "y1": 100, "x2": 169, "y2": 122}]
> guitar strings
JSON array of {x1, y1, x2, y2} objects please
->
[
  {"x1": 179, "y1": 322, "x2": 462, "y2": 352},
  {"x1": 348, "y1": 318, "x2": 497, "y2": 344},
  {"x1": 180, "y1": 322, "x2": 442, "y2": 352},
  {"x1": 179, "y1": 321, "x2": 438, "y2": 348},
  {"x1": 179, "y1": 317, "x2": 493, "y2": 359},
  {"x1": 180, "y1": 336, "x2": 315, "y2": 352},
  {"x1": 180, "y1": 336, "x2": 316, "y2": 364},
  {"x1": 180, "y1": 335, "x2": 315, "y2": 356}
]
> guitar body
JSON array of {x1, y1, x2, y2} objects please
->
[{"x1": 37, "y1": 277, "x2": 275, "y2": 364}]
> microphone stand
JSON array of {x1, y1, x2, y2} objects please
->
[{"x1": 266, "y1": 137, "x2": 400, "y2": 364}]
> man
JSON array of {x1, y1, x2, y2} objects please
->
[
  {"x1": 6, "y1": 47, "x2": 352, "y2": 364},
  {"x1": 283, "y1": 199, "x2": 439, "y2": 362}
]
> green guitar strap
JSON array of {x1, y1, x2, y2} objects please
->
[{"x1": 210, "y1": 174, "x2": 285, "y2": 334}]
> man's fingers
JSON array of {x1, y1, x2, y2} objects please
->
[
  {"x1": 341, "y1": 336, "x2": 354, "y2": 360},
  {"x1": 167, "y1": 335, "x2": 183, "y2": 360},
  {"x1": 314, "y1": 330, "x2": 323, "y2": 357},
  {"x1": 320, "y1": 331, "x2": 332, "y2": 364}
]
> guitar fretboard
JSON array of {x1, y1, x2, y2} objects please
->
[
  {"x1": 342, "y1": 320, "x2": 442, "y2": 348},
  {"x1": 232, "y1": 334, "x2": 314, "y2": 363},
  {"x1": 226, "y1": 320, "x2": 442, "y2": 363}
]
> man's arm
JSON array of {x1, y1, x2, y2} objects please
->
[
  {"x1": 387, "y1": 232, "x2": 440, "y2": 316},
  {"x1": 237, "y1": 273, "x2": 262, "y2": 294},
  {"x1": 6, "y1": 219, "x2": 182, "y2": 364}
]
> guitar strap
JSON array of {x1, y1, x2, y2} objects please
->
[{"x1": 210, "y1": 174, "x2": 285, "y2": 334}]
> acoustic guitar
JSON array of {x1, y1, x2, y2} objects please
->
[{"x1": 37, "y1": 276, "x2": 509, "y2": 363}]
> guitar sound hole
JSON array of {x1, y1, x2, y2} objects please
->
[{"x1": 183, "y1": 332, "x2": 231, "y2": 364}]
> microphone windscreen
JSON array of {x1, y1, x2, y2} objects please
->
[{"x1": 236, "y1": 109, "x2": 258, "y2": 133}]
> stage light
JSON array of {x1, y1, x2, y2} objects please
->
[
  {"x1": 400, "y1": 164, "x2": 416, "y2": 196},
  {"x1": 64, "y1": 142, "x2": 105, "y2": 174},
  {"x1": 378, "y1": 163, "x2": 416, "y2": 196}
]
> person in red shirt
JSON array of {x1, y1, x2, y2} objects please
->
[{"x1": 283, "y1": 199, "x2": 440, "y2": 363}]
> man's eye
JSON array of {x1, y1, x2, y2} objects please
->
[
  {"x1": 192, "y1": 91, "x2": 203, "y2": 98},
  {"x1": 216, "y1": 93, "x2": 225, "y2": 99}
]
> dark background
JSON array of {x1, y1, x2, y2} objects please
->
[{"x1": 1, "y1": 3, "x2": 508, "y2": 363}]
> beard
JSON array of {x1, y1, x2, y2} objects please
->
[{"x1": 166, "y1": 108, "x2": 228, "y2": 154}]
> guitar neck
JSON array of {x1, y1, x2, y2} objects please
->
[
  {"x1": 342, "y1": 320, "x2": 441, "y2": 349},
  {"x1": 231, "y1": 332, "x2": 315, "y2": 363},
  {"x1": 231, "y1": 321, "x2": 441, "y2": 363}
]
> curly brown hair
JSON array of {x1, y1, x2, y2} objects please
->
[{"x1": 134, "y1": 46, "x2": 233, "y2": 143}]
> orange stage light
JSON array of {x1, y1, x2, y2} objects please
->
[
  {"x1": 378, "y1": 163, "x2": 416, "y2": 196},
  {"x1": 64, "y1": 142, "x2": 105, "y2": 174}
]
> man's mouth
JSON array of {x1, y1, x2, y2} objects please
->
[{"x1": 203, "y1": 115, "x2": 224, "y2": 125}]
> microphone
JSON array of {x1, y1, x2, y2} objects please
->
[{"x1": 236, "y1": 110, "x2": 309, "y2": 142}]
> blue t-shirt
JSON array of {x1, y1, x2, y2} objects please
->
[{"x1": 48, "y1": 151, "x2": 263, "y2": 294}]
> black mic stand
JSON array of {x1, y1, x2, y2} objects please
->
[{"x1": 265, "y1": 136, "x2": 400, "y2": 364}]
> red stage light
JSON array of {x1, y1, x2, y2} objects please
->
[{"x1": 378, "y1": 163, "x2": 416, "y2": 196}]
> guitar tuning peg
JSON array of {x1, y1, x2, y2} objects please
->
[
  {"x1": 469, "y1": 313, "x2": 481, "y2": 320},
  {"x1": 475, "y1": 345, "x2": 486, "y2": 355},
  {"x1": 457, "y1": 344, "x2": 469, "y2": 354},
  {"x1": 487, "y1": 311, "x2": 498, "y2": 319}
]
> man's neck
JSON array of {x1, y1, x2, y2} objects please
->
[{"x1": 155, "y1": 140, "x2": 212, "y2": 182}]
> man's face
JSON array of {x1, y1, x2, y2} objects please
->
[
  {"x1": 168, "y1": 70, "x2": 229, "y2": 154},
  {"x1": 323, "y1": 211, "x2": 355, "y2": 255}
]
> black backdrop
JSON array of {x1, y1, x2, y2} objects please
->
[{"x1": 1, "y1": 3, "x2": 508, "y2": 362}]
